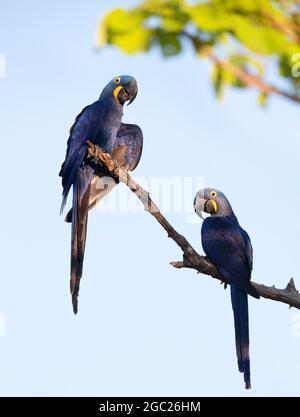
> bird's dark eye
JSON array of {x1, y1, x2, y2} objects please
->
[
  {"x1": 210, "y1": 191, "x2": 217, "y2": 197},
  {"x1": 114, "y1": 77, "x2": 121, "y2": 84}
]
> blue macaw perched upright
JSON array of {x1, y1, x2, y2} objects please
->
[
  {"x1": 59, "y1": 75, "x2": 143, "y2": 314},
  {"x1": 194, "y1": 188, "x2": 260, "y2": 389}
]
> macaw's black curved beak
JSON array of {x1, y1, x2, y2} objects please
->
[
  {"x1": 194, "y1": 196, "x2": 217, "y2": 218},
  {"x1": 119, "y1": 79, "x2": 138, "y2": 105},
  {"x1": 204, "y1": 199, "x2": 217, "y2": 215}
]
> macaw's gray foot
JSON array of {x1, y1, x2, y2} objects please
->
[{"x1": 86, "y1": 141, "x2": 115, "y2": 170}]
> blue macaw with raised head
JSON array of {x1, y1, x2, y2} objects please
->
[
  {"x1": 194, "y1": 188, "x2": 260, "y2": 389},
  {"x1": 59, "y1": 75, "x2": 143, "y2": 314}
]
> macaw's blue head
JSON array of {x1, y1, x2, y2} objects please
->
[
  {"x1": 100, "y1": 75, "x2": 138, "y2": 106},
  {"x1": 194, "y1": 188, "x2": 235, "y2": 218}
]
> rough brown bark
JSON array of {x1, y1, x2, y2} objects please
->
[{"x1": 86, "y1": 142, "x2": 300, "y2": 310}]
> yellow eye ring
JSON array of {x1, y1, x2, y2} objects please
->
[
  {"x1": 210, "y1": 191, "x2": 217, "y2": 197},
  {"x1": 114, "y1": 77, "x2": 121, "y2": 84}
]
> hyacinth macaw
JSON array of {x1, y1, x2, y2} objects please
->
[
  {"x1": 194, "y1": 188, "x2": 260, "y2": 389},
  {"x1": 59, "y1": 76, "x2": 143, "y2": 314}
]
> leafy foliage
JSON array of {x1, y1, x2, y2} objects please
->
[{"x1": 98, "y1": 0, "x2": 300, "y2": 104}]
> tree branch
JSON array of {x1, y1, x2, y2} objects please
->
[
  {"x1": 182, "y1": 32, "x2": 300, "y2": 105},
  {"x1": 209, "y1": 52, "x2": 300, "y2": 104},
  {"x1": 86, "y1": 142, "x2": 300, "y2": 310}
]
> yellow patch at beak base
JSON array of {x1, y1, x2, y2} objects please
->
[
  {"x1": 211, "y1": 199, "x2": 218, "y2": 213},
  {"x1": 114, "y1": 86, "x2": 123, "y2": 103}
]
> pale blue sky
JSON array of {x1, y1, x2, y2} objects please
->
[{"x1": 0, "y1": 0, "x2": 300, "y2": 396}]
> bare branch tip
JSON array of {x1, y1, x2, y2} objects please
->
[
  {"x1": 170, "y1": 261, "x2": 181, "y2": 269},
  {"x1": 286, "y1": 277, "x2": 297, "y2": 292}
]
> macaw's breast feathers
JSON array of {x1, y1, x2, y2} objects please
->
[{"x1": 201, "y1": 216, "x2": 259, "y2": 299}]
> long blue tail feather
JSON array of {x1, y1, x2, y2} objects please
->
[
  {"x1": 70, "y1": 169, "x2": 91, "y2": 314},
  {"x1": 230, "y1": 284, "x2": 251, "y2": 389}
]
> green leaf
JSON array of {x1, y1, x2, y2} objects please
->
[
  {"x1": 155, "y1": 31, "x2": 182, "y2": 56},
  {"x1": 257, "y1": 92, "x2": 268, "y2": 106},
  {"x1": 229, "y1": 54, "x2": 264, "y2": 77},
  {"x1": 211, "y1": 64, "x2": 225, "y2": 99},
  {"x1": 141, "y1": 0, "x2": 189, "y2": 32},
  {"x1": 231, "y1": 15, "x2": 295, "y2": 55},
  {"x1": 188, "y1": 4, "x2": 232, "y2": 32},
  {"x1": 214, "y1": 0, "x2": 274, "y2": 14},
  {"x1": 98, "y1": 8, "x2": 153, "y2": 54}
]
